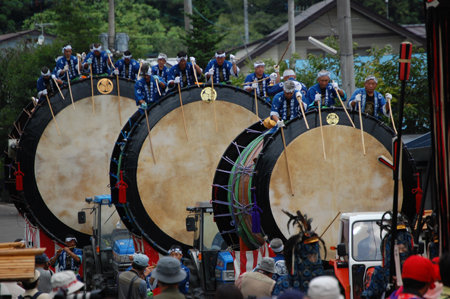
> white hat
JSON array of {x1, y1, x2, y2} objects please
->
[
  {"x1": 283, "y1": 69, "x2": 296, "y2": 77},
  {"x1": 307, "y1": 276, "x2": 344, "y2": 299},
  {"x1": 50, "y1": 271, "x2": 84, "y2": 297},
  {"x1": 25, "y1": 270, "x2": 40, "y2": 283}
]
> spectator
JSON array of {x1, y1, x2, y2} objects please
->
[
  {"x1": 307, "y1": 276, "x2": 343, "y2": 299},
  {"x1": 117, "y1": 253, "x2": 149, "y2": 299},
  {"x1": 49, "y1": 271, "x2": 84, "y2": 298},
  {"x1": 18, "y1": 270, "x2": 51, "y2": 299},
  {"x1": 235, "y1": 257, "x2": 276, "y2": 298},
  {"x1": 35, "y1": 253, "x2": 53, "y2": 293},
  {"x1": 153, "y1": 257, "x2": 187, "y2": 299},
  {"x1": 214, "y1": 284, "x2": 244, "y2": 299}
]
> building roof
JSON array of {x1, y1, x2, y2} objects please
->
[
  {"x1": 234, "y1": 0, "x2": 426, "y2": 66},
  {"x1": 0, "y1": 30, "x2": 56, "y2": 43},
  {"x1": 403, "y1": 24, "x2": 426, "y2": 39}
]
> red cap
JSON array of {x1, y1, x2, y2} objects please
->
[
  {"x1": 431, "y1": 257, "x2": 441, "y2": 281},
  {"x1": 402, "y1": 255, "x2": 436, "y2": 288}
]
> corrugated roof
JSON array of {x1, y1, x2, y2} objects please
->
[
  {"x1": 405, "y1": 132, "x2": 431, "y2": 150},
  {"x1": 0, "y1": 30, "x2": 56, "y2": 42}
]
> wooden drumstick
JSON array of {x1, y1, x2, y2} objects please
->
[
  {"x1": 192, "y1": 61, "x2": 200, "y2": 87},
  {"x1": 332, "y1": 80, "x2": 354, "y2": 128},
  {"x1": 241, "y1": 77, "x2": 270, "y2": 85},
  {"x1": 52, "y1": 78, "x2": 65, "y2": 100},
  {"x1": 280, "y1": 126, "x2": 294, "y2": 196},
  {"x1": 117, "y1": 74, "x2": 122, "y2": 126},
  {"x1": 253, "y1": 86, "x2": 259, "y2": 122},
  {"x1": 154, "y1": 77, "x2": 161, "y2": 96},
  {"x1": 297, "y1": 95, "x2": 309, "y2": 129},
  {"x1": 177, "y1": 82, "x2": 189, "y2": 141},
  {"x1": 388, "y1": 99, "x2": 397, "y2": 134},
  {"x1": 66, "y1": 73, "x2": 75, "y2": 111},
  {"x1": 144, "y1": 108, "x2": 156, "y2": 164},
  {"x1": 137, "y1": 61, "x2": 143, "y2": 81},
  {"x1": 276, "y1": 40, "x2": 291, "y2": 68},
  {"x1": 320, "y1": 211, "x2": 341, "y2": 238},
  {"x1": 46, "y1": 94, "x2": 60, "y2": 136},
  {"x1": 318, "y1": 102, "x2": 326, "y2": 162},
  {"x1": 90, "y1": 64, "x2": 95, "y2": 116},
  {"x1": 358, "y1": 101, "x2": 366, "y2": 156},
  {"x1": 211, "y1": 79, "x2": 218, "y2": 133}
]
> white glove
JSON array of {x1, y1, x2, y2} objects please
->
[
  {"x1": 331, "y1": 82, "x2": 339, "y2": 90},
  {"x1": 314, "y1": 94, "x2": 321, "y2": 103},
  {"x1": 251, "y1": 82, "x2": 258, "y2": 90},
  {"x1": 64, "y1": 65, "x2": 69, "y2": 71},
  {"x1": 81, "y1": 52, "x2": 86, "y2": 60},
  {"x1": 86, "y1": 58, "x2": 92, "y2": 64},
  {"x1": 355, "y1": 94, "x2": 362, "y2": 102},
  {"x1": 42, "y1": 89, "x2": 48, "y2": 95},
  {"x1": 277, "y1": 120, "x2": 285, "y2": 128},
  {"x1": 385, "y1": 93, "x2": 392, "y2": 101},
  {"x1": 230, "y1": 54, "x2": 236, "y2": 63},
  {"x1": 190, "y1": 56, "x2": 196, "y2": 63},
  {"x1": 113, "y1": 69, "x2": 119, "y2": 75},
  {"x1": 296, "y1": 91, "x2": 302, "y2": 100},
  {"x1": 273, "y1": 65, "x2": 280, "y2": 73},
  {"x1": 269, "y1": 73, "x2": 277, "y2": 81},
  {"x1": 174, "y1": 77, "x2": 181, "y2": 84},
  {"x1": 140, "y1": 102, "x2": 147, "y2": 110},
  {"x1": 51, "y1": 74, "x2": 56, "y2": 80},
  {"x1": 208, "y1": 67, "x2": 214, "y2": 76}
]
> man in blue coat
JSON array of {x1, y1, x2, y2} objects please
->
[
  {"x1": 134, "y1": 65, "x2": 166, "y2": 108},
  {"x1": 306, "y1": 70, "x2": 347, "y2": 108},
  {"x1": 37, "y1": 67, "x2": 63, "y2": 103},
  {"x1": 82, "y1": 43, "x2": 113, "y2": 76},
  {"x1": 151, "y1": 53, "x2": 170, "y2": 83},
  {"x1": 268, "y1": 69, "x2": 308, "y2": 98},
  {"x1": 205, "y1": 50, "x2": 239, "y2": 84},
  {"x1": 55, "y1": 44, "x2": 81, "y2": 83},
  {"x1": 269, "y1": 80, "x2": 307, "y2": 128},
  {"x1": 114, "y1": 50, "x2": 140, "y2": 80},
  {"x1": 347, "y1": 75, "x2": 391, "y2": 119},
  {"x1": 244, "y1": 60, "x2": 279, "y2": 103},
  {"x1": 167, "y1": 51, "x2": 202, "y2": 89}
]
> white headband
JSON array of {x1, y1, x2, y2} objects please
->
[
  {"x1": 146, "y1": 68, "x2": 152, "y2": 76},
  {"x1": 254, "y1": 62, "x2": 265, "y2": 68},
  {"x1": 123, "y1": 54, "x2": 132, "y2": 59},
  {"x1": 65, "y1": 237, "x2": 77, "y2": 242},
  {"x1": 317, "y1": 71, "x2": 331, "y2": 78},
  {"x1": 41, "y1": 70, "x2": 51, "y2": 76},
  {"x1": 270, "y1": 244, "x2": 284, "y2": 253},
  {"x1": 176, "y1": 56, "x2": 188, "y2": 62},
  {"x1": 168, "y1": 248, "x2": 182, "y2": 255},
  {"x1": 62, "y1": 45, "x2": 72, "y2": 54},
  {"x1": 365, "y1": 75, "x2": 378, "y2": 83},
  {"x1": 92, "y1": 45, "x2": 102, "y2": 52},
  {"x1": 283, "y1": 69, "x2": 296, "y2": 77},
  {"x1": 215, "y1": 52, "x2": 226, "y2": 58},
  {"x1": 158, "y1": 53, "x2": 167, "y2": 60}
]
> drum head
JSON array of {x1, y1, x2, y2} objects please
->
[
  {"x1": 17, "y1": 77, "x2": 137, "y2": 246},
  {"x1": 111, "y1": 84, "x2": 272, "y2": 253}
]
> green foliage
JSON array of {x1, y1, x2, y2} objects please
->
[
  {"x1": 182, "y1": 0, "x2": 227, "y2": 68},
  {"x1": 0, "y1": 0, "x2": 49, "y2": 34}
]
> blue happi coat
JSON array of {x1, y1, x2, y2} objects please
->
[
  {"x1": 134, "y1": 76, "x2": 165, "y2": 105},
  {"x1": 53, "y1": 248, "x2": 83, "y2": 281},
  {"x1": 272, "y1": 253, "x2": 288, "y2": 282},
  {"x1": 36, "y1": 76, "x2": 59, "y2": 102},
  {"x1": 205, "y1": 59, "x2": 239, "y2": 83},
  {"x1": 347, "y1": 88, "x2": 389, "y2": 119},
  {"x1": 270, "y1": 90, "x2": 307, "y2": 121},
  {"x1": 168, "y1": 63, "x2": 197, "y2": 88},
  {"x1": 306, "y1": 83, "x2": 347, "y2": 107},
  {"x1": 114, "y1": 59, "x2": 140, "y2": 80},
  {"x1": 244, "y1": 73, "x2": 274, "y2": 103},
  {"x1": 268, "y1": 78, "x2": 308, "y2": 98},
  {"x1": 84, "y1": 51, "x2": 113, "y2": 75},
  {"x1": 151, "y1": 65, "x2": 170, "y2": 82},
  {"x1": 55, "y1": 55, "x2": 81, "y2": 82}
]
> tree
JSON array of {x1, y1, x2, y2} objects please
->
[{"x1": 182, "y1": 0, "x2": 227, "y2": 68}]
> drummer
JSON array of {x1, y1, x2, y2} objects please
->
[
  {"x1": 134, "y1": 65, "x2": 166, "y2": 110},
  {"x1": 264, "y1": 80, "x2": 307, "y2": 129},
  {"x1": 347, "y1": 75, "x2": 391, "y2": 119},
  {"x1": 244, "y1": 60, "x2": 279, "y2": 103},
  {"x1": 267, "y1": 69, "x2": 308, "y2": 97},
  {"x1": 37, "y1": 67, "x2": 64, "y2": 103},
  {"x1": 305, "y1": 70, "x2": 347, "y2": 108}
]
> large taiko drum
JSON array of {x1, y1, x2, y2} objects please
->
[
  {"x1": 212, "y1": 107, "x2": 417, "y2": 251},
  {"x1": 110, "y1": 84, "x2": 272, "y2": 254},
  {"x1": 15, "y1": 77, "x2": 138, "y2": 246}
]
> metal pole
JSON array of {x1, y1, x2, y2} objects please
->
[
  {"x1": 244, "y1": 0, "x2": 249, "y2": 44},
  {"x1": 184, "y1": 0, "x2": 193, "y2": 33},
  {"x1": 108, "y1": 0, "x2": 115, "y2": 51},
  {"x1": 337, "y1": 0, "x2": 355, "y2": 96},
  {"x1": 288, "y1": 0, "x2": 296, "y2": 67}
]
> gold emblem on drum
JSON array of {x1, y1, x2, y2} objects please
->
[
  {"x1": 326, "y1": 113, "x2": 339, "y2": 125},
  {"x1": 97, "y1": 78, "x2": 114, "y2": 94},
  {"x1": 200, "y1": 87, "x2": 217, "y2": 103}
]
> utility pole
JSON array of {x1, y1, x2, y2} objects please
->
[
  {"x1": 244, "y1": 0, "x2": 249, "y2": 44},
  {"x1": 184, "y1": 0, "x2": 193, "y2": 33},
  {"x1": 337, "y1": 0, "x2": 355, "y2": 96},
  {"x1": 288, "y1": 0, "x2": 296, "y2": 67},
  {"x1": 108, "y1": 0, "x2": 115, "y2": 51},
  {"x1": 35, "y1": 23, "x2": 53, "y2": 36}
]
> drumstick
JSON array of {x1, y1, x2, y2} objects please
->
[
  {"x1": 297, "y1": 96, "x2": 309, "y2": 129},
  {"x1": 276, "y1": 40, "x2": 291, "y2": 67},
  {"x1": 358, "y1": 101, "x2": 366, "y2": 156},
  {"x1": 318, "y1": 101, "x2": 326, "y2": 162},
  {"x1": 280, "y1": 126, "x2": 294, "y2": 196},
  {"x1": 52, "y1": 78, "x2": 65, "y2": 100},
  {"x1": 211, "y1": 79, "x2": 218, "y2": 133},
  {"x1": 56, "y1": 246, "x2": 75, "y2": 253},
  {"x1": 388, "y1": 99, "x2": 397, "y2": 134},
  {"x1": 192, "y1": 61, "x2": 200, "y2": 87},
  {"x1": 319, "y1": 211, "x2": 341, "y2": 238},
  {"x1": 90, "y1": 64, "x2": 95, "y2": 116},
  {"x1": 155, "y1": 77, "x2": 161, "y2": 96},
  {"x1": 144, "y1": 108, "x2": 156, "y2": 164},
  {"x1": 241, "y1": 77, "x2": 270, "y2": 85},
  {"x1": 332, "y1": 80, "x2": 354, "y2": 128},
  {"x1": 117, "y1": 74, "x2": 122, "y2": 126},
  {"x1": 177, "y1": 83, "x2": 189, "y2": 141},
  {"x1": 66, "y1": 73, "x2": 76, "y2": 111},
  {"x1": 137, "y1": 61, "x2": 143, "y2": 81},
  {"x1": 46, "y1": 94, "x2": 60, "y2": 136},
  {"x1": 253, "y1": 88, "x2": 259, "y2": 122}
]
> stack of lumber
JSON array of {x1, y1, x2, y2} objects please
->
[{"x1": 0, "y1": 242, "x2": 45, "y2": 281}]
